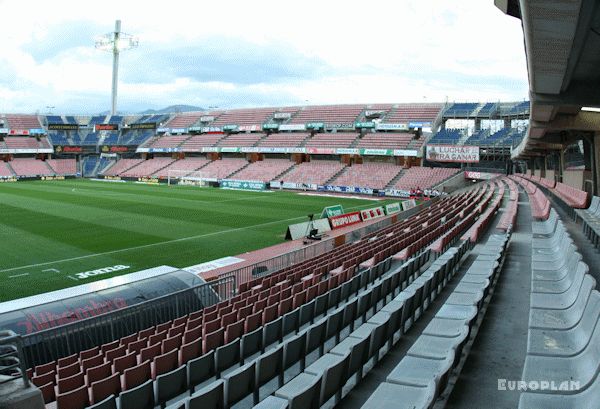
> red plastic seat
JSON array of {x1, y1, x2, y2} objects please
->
[
  {"x1": 90, "y1": 372, "x2": 121, "y2": 405},
  {"x1": 122, "y1": 360, "x2": 151, "y2": 390},
  {"x1": 55, "y1": 384, "x2": 89, "y2": 409}
]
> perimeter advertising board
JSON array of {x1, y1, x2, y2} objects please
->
[
  {"x1": 329, "y1": 211, "x2": 362, "y2": 229},
  {"x1": 360, "y1": 206, "x2": 385, "y2": 221},
  {"x1": 426, "y1": 145, "x2": 479, "y2": 163}
]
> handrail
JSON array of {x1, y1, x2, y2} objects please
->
[{"x1": 0, "y1": 330, "x2": 29, "y2": 387}]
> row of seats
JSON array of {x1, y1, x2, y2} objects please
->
[
  {"x1": 510, "y1": 175, "x2": 550, "y2": 220},
  {"x1": 363, "y1": 233, "x2": 509, "y2": 409},
  {"x1": 393, "y1": 167, "x2": 459, "y2": 190},
  {"x1": 330, "y1": 163, "x2": 403, "y2": 190},
  {"x1": 497, "y1": 178, "x2": 518, "y2": 231},
  {"x1": 518, "y1": 205, "x2": 600, "y2": 408},
  {"x1": 576, "y1": 195, "x2": 600, "y2": 248},
  {"x1": 27, "y1": 183, "x2": 495, "y2": 408},
  {"x1": 460, "y1": 179, "x2": 503, "y2": 243},
  {"x1": 519, "y1": 173, "x2": 590, "y2": 209}
]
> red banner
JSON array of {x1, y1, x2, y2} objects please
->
[
  {"x1": 9, "y1": 129, "x2": 29, "y2": 136},
  {"x1": 329, "y1": 211, "x2": 362, "y2": 229}
]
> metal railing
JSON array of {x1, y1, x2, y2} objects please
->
[
  {"x1": 20, "y1": 275, "x2": 236, "y2": 368},
  {"x1": 0, "y1": 330, "x2": 29, "y2": 387}
]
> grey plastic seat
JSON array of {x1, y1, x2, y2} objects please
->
[
  {"x1": 119, "y1": 379, "x2": 155, "y2": 409},
  {"x1": 252, "y1": 395, "x2": 288, "y2": 409},
  {"x1": 254, "y1": 344, "x2": 284, "y2": 404},
  {"x1": 528, "y1": 294, "x2": 600, "y2": 356},
  {"x1": 156, "y1": 365, "x2": 187, "y2": 409},
  {"x1": 306, "y1": 318, "x2": 326, "y2": 358},
  {"x1": 272, "y1": 372, "x2": 321, "y2": 409},
  {"x1": 445, "y1": 290, "x2": 484, "y2": 308},
  {"x1": 223, "y1": 362, "x2": 255, "y2": 409},
  {"x1": 87, "y1": 395, "x2": 116, "y2": 409},
  {"x1": 529, "y1": 283, "x2": 597, "y2": 330},
  {"x1": 423, "y1": 317, "x2": 470, "y2": 338},
  {"x1": 530, "y1": 273, "x2": 595, "y2": 310},
  {"x1": 282, "y1": 309, "x2": 300, "y2": 337},
  {"x1": 216, "y1": 339, "x2": 241, "y2": 377},
  {"x1": 187, "y1": 379, "x2": 224, "y2": 409},
  {"x1": 532, "y1": 246, "x2": 581, "y2": 281},
  {"x1": 386, "y1": 354, "x2": 453, "y2": 398},
  {"x1": 407, "y1": 327, "x2": 468, "y2": 366},
  {"x1": 188, "y1": 351, "x2": 216, "y2": 392},
  {"x1": 532, "y1": 262, "x2": 588, "y2": 294},
  {"x1": 243, "y1": 327, "x2": 264, "y2": 362},
  {"x1": 262, "y1": 317, "x2": 282, "y2": 351},
  {"x1": 518, "y1": 371, "x2": 600, "y2": 409},
  {"x1": 283, "y1": 331, "x2": 307, "y2": 374},
  {"x1": 522, "y1": 317, "x2": 600, "y2": 393},
  {"x1": 436, "y1": 304, "x2": 478, "y2": 324},
  {"x1": 359, "y1": 382, "x2": 435, "y2": 409},
  {"x1": 299, "y1": 300, "x2": 315, "y2": 329}
]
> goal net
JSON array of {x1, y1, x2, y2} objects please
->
[{"x1": 167, "y1": 170, "x2": 211, "y2": 187}]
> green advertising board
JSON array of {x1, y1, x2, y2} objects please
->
[
  {"x1": 223, "y1": 124, "x2": 239, "y2": 131},
  {"x1": 355, "y1": 121, "x2": 376, "y2": 129},
  {"x1": 262, "y1": 123, "x2": 279, "y2": 130},
  {"x1": 384, "y1": 202, "x2": 402, "y2": 215},
  {"x1": 321, "y1": 204, "x2": 344, "y2": 218},
  {"x1": 221, "y1": 180, "x2": 266, "y2": 191}
]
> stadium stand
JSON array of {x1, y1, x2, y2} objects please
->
[
  {"x1": 154, "y1": 157, "x2": 211, "y2": 178},
  {"x1": 289, "y1": 105, "x2": 364, "y2": 124},
  {"x1": 355, "y1": 133, "x2": 413, "y2": 150},
  {"x1": 25, "y1": 181, "x2": 504, "y2": 409},
  {"x1": 392, "y1": 167, "x2": 460, "y2": 190},
  {"x1": 428, "y1": 129, "x2": 462, "y2": 145},
  {"x1": 146, "y1": 135, "x2": 189, "y2": 149},
  {"x1": 8, "y1": 159, "x2": 54, "y2": 177},
  {"x1": 164, "y1": 113, "x2": 203, "y2": 129},
  {"x1": 211, "y1": 108, "x2": 276, "y2": 127},
  {"x1": 228, "y1": 159, "x2": 295, "y2": 182},
  {"x1": 3, "y1": 137, "x2": 46, "y2": 149},
  {"x1": 4, "y1": 114, "x2": 42, "y2": 129},
  {"x1": 0, "y1": 162, "x2": 15, "y2": 177},
  {"x1": 120, "y1": 158, "x2": 176, "y2": 178},
  {"x1": 280, "y1": 160, "x2": 346, "y2": 185},
  {"x1": 197, "y1": 158, "x2": 249, "y2": 180},
  {"x1": 257, "y1": 133, "x2": 310, "y2": 148},
  {"x1": 102, "y1": 159, "x2": 145, "y2": 176},
  {"x1": 383, "y1": 104, "x2": 443, "y2": 123},
  {"x1": 443, "y1": 103, "x2": 479, "y2": 117},
  {"x1": 304, "y1": 133, "x2": 359, "y2": 149},
  {"x1": 179, "y1": 134, "x2": 226, "y2": 150},
  {"x1": 218, "y1": 133, "x2": 263, "y2": 147},
  {"x1": 331, "y1": 163, "x2": 403, "y2": 189},
  {"x1": 46, "y1": 159, "x2": 77, "y2": 175}
]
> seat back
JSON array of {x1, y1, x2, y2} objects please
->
[
  {"x1": 224, "y1": 362, "x2": 255, "y2": 408},
  {"x1": 187, "y1": 351, "x2": 216, "y2": 392},
  {"x1": 289, "y1": 374, "x2": 321, "y2": 409},
  {"x1": 256, "y1": 344, "x2": 284, "y2": 388},
  {"x1": 156, "y1": 365, "x2": 187, "y2": 406},
  {"x1": 215, "y1": 338, "x2": 241, "y2": 376},
  {"x1": 119, "y1": 379, "x2": 155, "y2": 409},
  {"x1": 56, "y1": 384, "x2": 89, "y2": 409},
  {"x1": 188, "y1": 379, "x2": 224, "y2": 409},
  {"x1": 90, "y1": 372, "x2": 121, "y2": 405}
]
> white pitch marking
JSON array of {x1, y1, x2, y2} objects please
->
[
  {"x1": 42, "y1": 268, "x2": 60, "y2": 273},
  {"x1": 8, "y1": 273, "x2": 29, "y2": 278},
  {"x1": 0, "y1": 202, "x2": 380, "y2": 274}
]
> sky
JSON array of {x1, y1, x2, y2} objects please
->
[{"x1": 0, "y1": 0, "x2": 528, "y2": 114}]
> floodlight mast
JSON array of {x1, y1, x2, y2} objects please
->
[{"x1": 95, "y1": 20, "x2": 139, "y2": 115}]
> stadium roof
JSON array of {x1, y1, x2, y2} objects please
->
[{"x1": 497, "y1": 0, "x2": 600, "y2": 157}]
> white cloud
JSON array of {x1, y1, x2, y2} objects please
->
[{"x1": 0, "y1": 0, "x2": 528, "y2": 113}]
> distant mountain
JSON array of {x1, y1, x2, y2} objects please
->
[{"x1": 138, "y1": 105, "x2": 205, "y2": 115}]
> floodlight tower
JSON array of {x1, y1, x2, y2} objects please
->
[{"x1": 95, "y1": 20, "x2": 139, "y2": 115}]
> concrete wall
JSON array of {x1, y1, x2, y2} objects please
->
[
  {"x1": 533, "y1": 168, "x2": 541, "y2": 177},
  {"x1": 435, "y1": 171, "x2": 470, "y2": 193},
  {"x1": 562, "y1": 169, "x2": 591, "y2": 190},
  {"x1": 545, "y1": 169, "x2": 555, "y2": 182}
]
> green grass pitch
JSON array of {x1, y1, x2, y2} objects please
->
[{"x1": 0, "y1": 179, "x2": 397, "y2": 302}]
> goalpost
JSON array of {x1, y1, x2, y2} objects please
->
[{"x1": 167, "y1": 170, "x2": 211, "y2": 187}]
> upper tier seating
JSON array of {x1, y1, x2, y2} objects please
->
[
  {"x1": 148, "y1": 135, "x2": 188, "y2": 149},
  {"x1": 218, "y1": 133, "x2": 263, "y2": 147},
  {"x1": 304, "y1": 133, "x2": 358, "y2": 149},
  {"x1": 443, "y1": 103, "x2": 478, "y2": 117},
  {"x1": 355, "y1": 133, "x2": 413, "y2": 150},
  {"x1": 384, "y1": 104, "x2": 443, "y2": 123},
  {"x1": 331, "y1": 163, "x2": 403, "y2": 189},
  {"x1": 428, "y1": 129, "x2": 462, "y2": 144},
  {"x1": 229, "y1": 159, "x2": 295, "y2": 182},
  {"x1": 5, "y1": 114, "x2": 41, "y2": 129},
  {"x1": 281, "y1": 160, "x2": 346, "y2": 185},
  {"x1": 180, "y1": 135, "x2": 225, "y2": 150},
  {"x1": 289, "y1": 105, "x2": 364, "y2": 124},
  {"x1": 393, "y1": 167, "x2": 460, "y2": 190},
  {"x1": 164, "y1": 113, "x2": 203, "y2": 129},
  {"x1": 4, "y1": 137, "x2": 44, "y2": 149},
  {"x1": 257, "y1": 133, "x2": 309, "y2": 147},
  {"x1": 211, "y1": 108, "x2": 276, "y2": 127}
]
